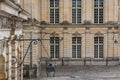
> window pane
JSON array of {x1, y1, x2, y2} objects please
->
[
  {"x1": 94, "y1": 37, "x2": 98, "y2": 44},
  {"x1": 94, "y1": 37, "x2": 104, "y2": 58},
  {"x1": 55, "y1": 37, "x2": 59, "y2": 44},
  {"x1": 72, "y1": 37, "x2": 81, "y2": 58},
  {"x1": 50, "y1": 45, "x2": 54, "y2": 58},
  {"x1": 72, "y1": 0, "x2": 81, "y2": 24},
  {"x1": 50, "y1": 37, "x2": 59, "y2": 58},
  {"x1": 94, "y1": 45, "x2": 98, "y2": 58},
  {"x1": 72, "y1": 37, "x2": 76, "y2": 44},
  {"x1": 55, "y1": 45, "x2": 59, "y2": 58},
  {"x1": 94, "y1": 0, "x2": 104, "y2": 24},
  {"x1": 50, "y1": 0, "x2": 59, "y2": 23},
  {"x1": 77, "y1": 45, "x2": 81, "y2": 58},
  {"x1": 50, "y1": 0, "x2": 54, "y2": 7},
  {"x1": 77, "y1": 37, "x2": 81, "y2": 43},
  {"x1": 94, "y1": 0, "x2": 98, "y2": 7},
  {"x1": 99, "y1": 0, "x2": 103, "y2": 7},
  {"x1": 72, "y1": 45, "x2": 76, "y2": 58},
  {"x1": 72, "y1": 0, "x2": 76, "y2": 7},
  {"x1": 99, "y1": 37, "x2": 103, "y2": 44},
  {"x1": 55, "y1": 0, "x2": 59, "y2": 7},
  {"x1": 72, "y1": 9, "x2": 76, "y2": 23},
  {"x1": 77, "y1": 0, "x2": 81, "y2": 7}
]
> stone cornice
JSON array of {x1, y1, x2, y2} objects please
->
[
  {"x1": 38, "y1": 24, "x2": 120, "y2": 28},
  {"x1": 0, "y1": 0, "x2": 30, "y2": 19}
]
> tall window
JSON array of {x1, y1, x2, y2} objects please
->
[
  {"x1": 50, "y1": 37, "x2": 59, "y2": 58},
  {"x1": 94, "y1": 37, "x2": 104, "y2": 58},
  {"x1": 72, "y1": 0, "x2": 81, "y2": 24},
  {"x1": 72, "y1": 37, "x2": 81, "y2": 58},
  {"x1": 50, "y1": 0, "x2": 59, "y2": 24},
  {"x1": 94, "y1": 0, "x2": 103, "y2": 23}
]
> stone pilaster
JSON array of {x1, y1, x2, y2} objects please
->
[
  {"x1": 8, "y1": 41, "x2": 12, "y2": 80},
  {"x1": 113, "y1": 33, "x2": 119, "y2": 57},
  {"x1": 62, "y1": 0, "x2": 71, "y2": 22},
  {"x1": 85, "y1": 30, "x2": 91, "y2": 57},
  {"x1": 104, "y1": 0, "x2": 109, "y2": 23},
  {"x1": 107, "y1": 31, "x2": 114, "y2": 57},
  {"x1": 40, "y1": 0, "x2": 48, "y2": 21},
  {"x1": 63, "y1": 29, "x2": 70, "y2": 57},
  {"x1": 113, "y1": 0, "x2": 119, "y2": 22}
]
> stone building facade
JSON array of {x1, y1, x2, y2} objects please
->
[
  {"x1": 1, "y1": 0, "x2": 120, "y2": 79},
  {"x1": 21, "y1": 0, "x2": 120, "y2": 65},
  {"x1": 22, "y1": 0, "x2": 120, "y2": 67}
]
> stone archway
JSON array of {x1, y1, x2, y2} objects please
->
[{"x1": 0, "y1": 55, "x2": 5, "y2": 80}]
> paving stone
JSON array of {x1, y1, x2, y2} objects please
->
[{"x1": 24, "y1": 65, "x2": 120, "y2": 80}]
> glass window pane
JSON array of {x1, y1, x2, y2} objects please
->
[
  {"x1": 72, "y1": 1, "x2": 81, "y2": 24},
  {"x1": 94, "y1": 0, "x2": 103, "y2": 24},
  {"x1": 99, "y1": 0, "x2": 103, "y2": 7},
  {"x1": 94, "y1": 37, "x2": 104, "y2": 58},
  {"x1": 50, "y1": 37, "x2": 59, "y2": 58},
  {"x1": 50, "y1": 0, "x2": 59, "y2": 23},
  {"x1": 55, "y1": 0, "x2": 59, "y2": 7},
  {"x1": 94, "y1": 0, "x2": 98, "y2": 7},
  {"x1": 72, "y1": 0, "x2": 76, "y2": 7},
  {"x1": 50, "y1": 0, "x2": 54, "y2": 7},
  {"x1": 77, "y1": 45, "x2": 81, "y2": 58},
  {"x1": 72, "y1": 37, "x2": 81, "y2": 58},
  {"x1": 77, "y1": 37, "x2": 81, "y2": 43},
  {"x1": 77, "y1": 0, "x2": 81, "y2": 7},
  {"x1": 72, "y1": 37, "x2": 76, "y2": 44}
]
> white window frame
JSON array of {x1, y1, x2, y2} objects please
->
[
  {"x1": 72, "y1": 37, "x2": 81, "y2": 58},
  {"x1": 50, "y1": 37, "x2": 59, "y2": 58},
  {"x1": 94, "y1": 37, "x2": 104, "y2": 59},
  {"x1": 94, "y1": 0, "x2": 104, "y2": 24},
  {"x1": 72, "y1": 0, "x2": 81, "y2": 24},
  {"x1": 50, "y1": 0, "x2": 59, "y2": 24}
]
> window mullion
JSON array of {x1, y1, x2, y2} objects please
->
[
  {"x1": 98, "y1": 0, "x2": 99, "y2": 24},
  {"x1": 76, "y1": 38, "x2": 77, "y2": 58},
  {"x1": 76, "y1": 0, "x2": 77, "y2": 24},
  {"x1": 98, "y1": 37, "x2": 100, "y2": 58},
  {"x1": 54, "y1": 0, "x2": 55, "y2": 24},
  {"x1": 54, "y1": 38, "x2": 55, "y2": 58}
]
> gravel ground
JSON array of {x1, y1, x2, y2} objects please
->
[{"x1": 24, "y1": 65, "x2": 120, "y2": 80}]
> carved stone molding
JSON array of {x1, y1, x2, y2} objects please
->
[
  {"x1": 0, "y1": 15, "x2": 22, "y2": 29},
  {"x1": 0, "y1": 16, "x2": 12, "y2": 29}
]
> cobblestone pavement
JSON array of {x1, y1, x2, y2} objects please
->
[{"x1": 24, "y1": 65, "x2": 120, "y2": 80}]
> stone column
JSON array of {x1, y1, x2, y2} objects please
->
[
  {"x1": 14, "y1": 41, "x2": 18, "y2": 80},
  {"x1": 8, "y1": 41, "x2": 12, "y2": 80}
]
